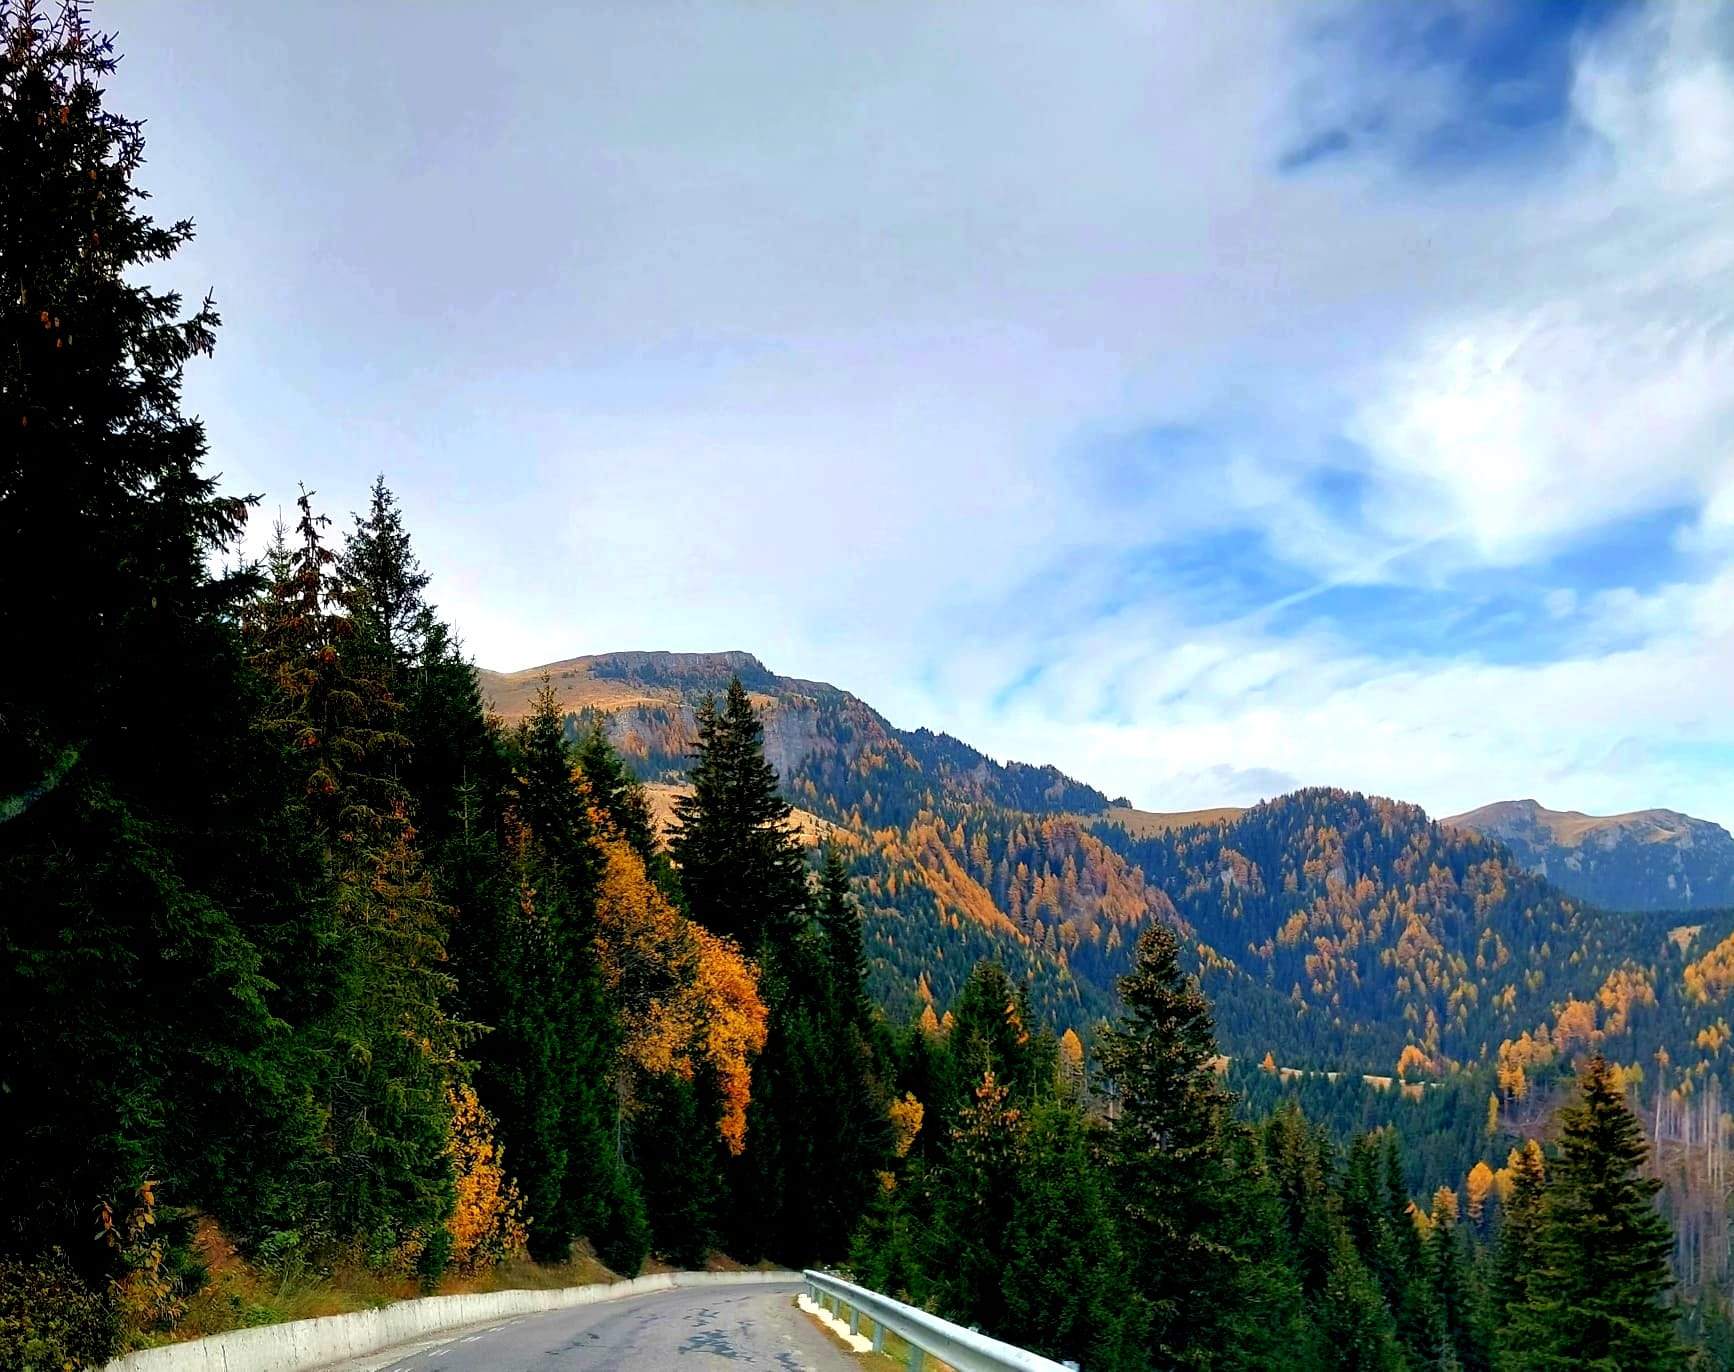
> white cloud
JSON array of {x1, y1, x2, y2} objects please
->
[
  {"x1": 933, "y1": 566, "x2": 1734, "y2": 830},
  {"x1": 103, "y1": 0, "x2": 1734, "y2": 826}
]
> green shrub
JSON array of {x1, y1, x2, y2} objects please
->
[{"x1": 0, "y1": 1251, "x2": 123, "y2": 1371}]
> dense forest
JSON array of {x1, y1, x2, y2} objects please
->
[
  {"x1": 0, "y1": 9, "x2": 883, "y2": 1362},
  {"x1": 0, "y1": 5, "x2": 1722, "y2": 1368}
]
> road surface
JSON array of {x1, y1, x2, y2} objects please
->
[{"x1": 323, "y1": 1281, "x2": 862, "y2": 1372}]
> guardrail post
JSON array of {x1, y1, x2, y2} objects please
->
[
  {"x1": 872, "y1": 1319, "x2": 884, "y2": 1353},
  {"x1": 907, "y1": 1338, "x2": 924, "y2": 1371},
  {"x1": 848, "y1": 1303, "x2": 860, "y2": 1335}
]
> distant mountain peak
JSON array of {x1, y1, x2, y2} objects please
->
[{"x1": 1447, "y1": 799, "x2": 1734, "y2": 911}]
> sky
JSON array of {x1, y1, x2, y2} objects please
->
[{"x1": 107, "y1": 0, "x2": 1734, "y2": 828}]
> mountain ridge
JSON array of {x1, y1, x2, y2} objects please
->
[
  {"x1": 478, "y1": 650, "x2": 1734, "y2": 1088},
  {"x1": 1446, "y1": 797, "x2": 1734, "y2": 912}
]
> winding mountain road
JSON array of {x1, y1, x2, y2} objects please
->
[{"x1": 321, "y1": 1281, "x2": 859, "y2": 1372}]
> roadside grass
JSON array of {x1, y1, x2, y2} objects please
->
[{"x1": 148, "y1": 1219, "x2": 767, "y2": 1349}]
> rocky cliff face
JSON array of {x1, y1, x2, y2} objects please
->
[{"x1": 1446, "y1": 798, "x2": 1734, "y2": 912}]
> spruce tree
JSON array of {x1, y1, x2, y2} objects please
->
[
  {"x1": 1263, "y1": 1108, "x2": 1398, "y2": 1370},
  {"x1": 1490, "y1": 1141, "x2": 1545, "y2": 1366},
  {"x1": 1425, "y1": 1189, "x2": 1486, "y2": 1372},
  {"x1": 247, "y1": 490, "x2": 462, "y2": 1257},
  {"x1": 816, "y1": 839, "x2": 871, "y2": 1026},
  {"x1": 1506, "y1": 1054, "x2": 1682, "y2": 1370},
  {"x1": 670, "y1": 679, "x2": 808, "y2": 949},
  {"x1": 575, "y1": 721, "x2": 664, "y2": 880},
  {"x1": 0, "y1": 1, "x2": 319, "y2": 1324},
  {"x1": 945, "y1": 960, "x2": 1051, "y2": 1114},
  {"x1": 339, "y1": 475, "x2": 431, "y2": 686},
  {"x1": 998, "y1": 1101, "x2": 1138, "y2": 1372},
  {"x1": 1384, "y1": 1133, "x2": 1441, "y2": 1365},
  {"x1": 1095, "y1": 921, "x2": 1252, "y2": 1368},
  {"x1": 927, "y1": 1071, "x2": 1025, "y2": 1337},
  {"x1": 497, "y1": 681, "x2": 645, "y2": 1270}
]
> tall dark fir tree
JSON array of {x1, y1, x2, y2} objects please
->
[
  {"x1": 1506, "y1": 1054, "x2": 1682, "y2": 1370},
  {"x1": 670, "y1": 678, "x2": 809, "y2": 949},
  {"x1": 0, "y1": 0, "x2": 320, "y2": 1325}
]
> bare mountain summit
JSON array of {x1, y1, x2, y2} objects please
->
[{"x1": 1446, "y1": 798, "x2": 1734, "y2": 912}]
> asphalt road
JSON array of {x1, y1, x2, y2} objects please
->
[{"x1": 326, "y1": 1281, "x2": 862, "y2": 1372}]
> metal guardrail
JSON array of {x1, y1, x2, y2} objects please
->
[{"x1": 802, "y1": 1268, "x2": 1078, "y2": 1372}]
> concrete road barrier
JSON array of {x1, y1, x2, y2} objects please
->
[{"x1": 104, "y1": 1269, "x2": 801, "y2": 1372}]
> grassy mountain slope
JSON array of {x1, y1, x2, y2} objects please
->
[{"x1": 1446, "y1": 797, "x2": 1734, "y2": 912}]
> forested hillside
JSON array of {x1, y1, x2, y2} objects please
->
[
  {"x1": 488, "y1": 656, "x2": 1734, "y2": 1102},
  {"x1": 481, "y1": 653, "x2": 1147, "y2": 1028}
]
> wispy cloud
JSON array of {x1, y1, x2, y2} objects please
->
[{"x1": 105, "y1": 0, "x2": 1734, "y2": 828}]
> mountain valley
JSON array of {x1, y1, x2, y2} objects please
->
[{"x1": 482, "y1": 651, "x2": 1734, "y2": 1096}]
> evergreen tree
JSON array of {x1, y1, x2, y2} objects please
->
[
  {"x1": 631, "y1": 1072, "x2": 719, "y2": 1268},
  {"x1": 0, "y1": 2, "x2": 319, "y2": 1330},
  {"x1": 1425, "y1": 1188, "x2": 1486, "y2": 1372},
  {"x1": 998, "y1": 1101, "x2": 1137, "y2": 1371},
  {"x1": 247, "y1": 490, "x2": 462, "y2": 1258},
  {"x1": 816, "y1": 839, "x2": 871, "y2": 1027},
  {"x1": 575, "y1": 722, "x2": 661, "y2": 875},
  {"x1": 339, "y1": 475, "x2": 431, "y2": 686},
  {"x1": 927, "y1": 1071, "x2": 1025, "y2": 1337},
  {"x1": 1263, "y1": 1109, "x2": 1399, "y2": 1370},
  {"x1": 1490, "y1": 1141, "x2": 1545, "y2": 1368},
  {"x1": 1505, "y1": 1054, "x2": 1683, "y2": 1370},
  {"x1": 1341, "y1": 1130, "x2": 1434, "y2": 1368},
  {"x1": 1095, "y1": 921, "x2": 1256, "y2": 1368},
  {"x1": 670, "y1": 679, "x2": 808, "y2": 949},
  {"x1": 945, "y1": 960, "x2": 1052, "y2": 1114},
  {"x1": 669, "y1": 677, "x2": 884, "y2": 1264},
  {"x1": 495, "y1": 682, "x2": 645, "y2": 1271},
  {"x1": 1384, "y1": 1133, "x2": 1441, "y2": 1366}
]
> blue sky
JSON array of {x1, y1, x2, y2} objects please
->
[{"x1": 108, "y1": 0, "x2": 1734, "y2": 827}]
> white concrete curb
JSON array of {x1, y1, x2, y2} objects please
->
[
  {"x1": 797, "y1": 1292, "x2": 873, "y2": 1353},
  {"x1": 104, "y1": 1269, "x2": 801, "y2": 1372}
]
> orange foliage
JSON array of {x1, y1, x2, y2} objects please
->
[
  {"x1": 1465, "y1": 1161, "x2": 1494, "y2": 1224},
  {"x1": 1553, "y1": 997, "x2": 1600, "y2": 1054},
  {"x1": 1595, "y1": 967, "x2": 1655, "y2": 1037},
  {"x1": 1058, "y1": 1028, "x2": 1086, "y2": 1092},
  {"x1": 1684, "y1": 931, "x2": 1734, "y2": 1004},
  {"x1": 593, "y1": 837, "x2": 769, "y2": 1153},
  {"x1": 446, "y1": 1083, "x2": 528, "y2": 1271},
  {"x1": 888, "y1": 1093, "x2": 925, "y2": 1158},
  {"x1": 692, "y1": 924, "x2": 769, "y2": 1153}
]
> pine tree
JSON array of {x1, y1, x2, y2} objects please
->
[
  {"x1": 816, "y1": 839, "x2": 871, "y2": 1027},
  {"x1": 339, "y1": 475, "x2": 431, "y2": 686},
  {"x1": 670, "y1": 679, "x2": 808, "y2": 949},
  {"x1": 1505, "y1": 1054, "x2": 1683, "y2": 1370},
  {"x1": 1095, "y1": 921, "x2": 1252, "y2": 1368},
  {"x1": 1490, "y1": 1141, "x2": 1545, "y2": 1366},
  {"x1": 0, "y1": 2, "x2": 319, "y2": 1329},
  {"x1": 495, "y1": 681, "x2": 645, "y2": 1271}
]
